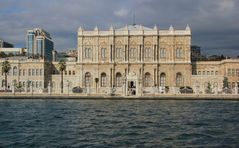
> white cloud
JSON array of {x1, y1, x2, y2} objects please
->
[
  {"x1": 114, "y1": 8, "x2": 129, "y2": 17},
  {"x1": 218, "y1": 0, "x2": 235, "y2": 10}
]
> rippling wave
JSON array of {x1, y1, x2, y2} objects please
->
[{"x1": 0, "y1": 99, "x2": 239, "y2": 147}]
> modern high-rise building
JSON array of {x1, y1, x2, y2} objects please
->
[
  {"x1": 26, "y1": 28, "x2": 54, "y2": 61},
  {"x1": 0, "y1": 39, "x2": 14, "y2": 48}
]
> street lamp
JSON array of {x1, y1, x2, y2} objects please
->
[
  {"x1": 27, "y1": 80, "x2": 33, "y2": 96},
  {"x1": 65, "y1": 80, "x2": 71, "y2": 96},
  {"x1": 195, "y1": 81, "x2": 200, "y2": 95}
]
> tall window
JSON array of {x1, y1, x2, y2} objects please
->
[
  {"x1": 116, "y1": 48, "x2": 122, "y2": 58},
  {"x1": 237, "y1": 69, "x2": 239, "y2": 77},
  {"x1": 129, "y1": 48, "x2": 137, "y2": 58},
  {"x1": 23, "y1": 69, "x2": 25, "y2": 76},
  {"x1": 160, "y1": 48, "x2": 166, "y2": 58},
  {"x1": 176, "y1": 73, "x2": 183, "y2": 87},
  {"x1": 145, "y1": 48, "x2": 151, "y2": 58},
  {"x1": 144, "y1": 72, "x2": 151, "y2": 87},
  {"x1": 101, "y1": 48, "x2": 106, "y2": 59},
  {"x1": 13, "y1": 66, "x2": 17, "y2": 76},
  {"x1": 85, "y1": 48, "x2": 91, "y2": 58},
  {"x1": 101, "y1": 73, "x2": 107, "y2": 87},
  {"x1": 160, "y1": 73, "x2": 166, "y2": 87},
  {"x1": 116, "y1": 73, "x2": 122, "y2": 87},
  {"x1": 176, "y1": 49, "x2": 183, "y2": 58},
  {"x1": 232, "y1": 69, "x2": 235, "y2": 76},
  {"x1": 28, "y1": 69, "x2": 31, "y2": 76},
  {"x1": 36, "y1": 69, "x2": 39, "y2": 76},
  {"x1": 85, "y1": 72, "x2": 91, "y2": 87},
  {"x1": 40, "y1": 69, "x2": 42, "y2": 76},
  {"x1": 32, "y1": 69, "x2": 35, "y2": 76},
  {"x1": 228, "y1": 68, "x2": 231, "y2": 76}
]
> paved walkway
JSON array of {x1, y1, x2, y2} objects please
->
[{"x1": 0, "y1": 93, "x2": 239, "y2": 100}]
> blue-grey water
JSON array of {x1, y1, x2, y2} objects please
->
[{"x1": 0, "y1": 99, "x2": 239, "y2": 147}]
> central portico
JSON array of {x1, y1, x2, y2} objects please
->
[{"x1": 125, "y1": 72, "x2": 141, "y2": 96}]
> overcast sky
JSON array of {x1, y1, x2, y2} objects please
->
[{"x1": 0, "y1": 0, "x2": 239, "y2": 56}]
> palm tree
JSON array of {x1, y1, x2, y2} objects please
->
[
  {"x1": 95, "y1": 78, "x2": 99, "y2": 93},
  {"x1": 1, "y1": 60, "x2": 11, "y2": 92},
  {"x1": 58, "y1": 60, "x2": 66, "y2": 94}
]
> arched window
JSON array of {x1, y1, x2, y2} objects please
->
[
  {"x1": 13, "y1": 66, "x2": 17, "y2": 76},
  {"x1": 129, "y1": 48, "x2": 137, "y2": 58},
  {"x1": 39, "y1": 81, "x2": 42, "y2": 87},
  {"x1": 116, "y1": 48, "x2": 122, "y2": 58},
  {"x1": 144, "y1": 72, "x2": 151, "y2": 87},
  {"x1": 101, "y1": 73, "x2": 107, "y2": 87},
  {"x1": 85, "y1": 48, "x2": 91, "y2": 58},
  {"x1": 176, "y1": 49, "x2": 183, "y2": 58},
  {"x1": 176, "y1": 73, "x2": 183, "y2": 87},
  {"x1": 116, "y1": 72, "x2": 122, "y2": 87},
  {"x1": 19, "y1": 69, "x2": 21, "y2": 76},
  {"x1": 160, "y1": 73, "x2": 166, "y2": 87},
  {"x1": 85, "y1": 72, "x2": 91, "y2": 87},
  {"x1": 145, "y1": 48, "x2": 151, "y2": 58}
]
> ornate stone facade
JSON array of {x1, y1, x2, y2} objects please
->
[{"x1": 75, "y1": 25, "x2": 192, "y2": 95}]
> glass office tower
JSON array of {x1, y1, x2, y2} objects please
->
[{"x1": 27, "y1": 28, "x2": 54, "y2": 61}]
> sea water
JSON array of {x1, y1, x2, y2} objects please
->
[{"x1": 0, "y1": 99, "x2": 239, "y2": 147}]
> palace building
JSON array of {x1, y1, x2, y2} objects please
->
[
  {"x1": 73, "y1": 25, "x2": 192, "y2": 96},
  {"x1": 1, "y1": 25, "x2": 239, "y2": 96}
]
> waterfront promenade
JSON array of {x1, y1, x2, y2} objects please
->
[{"x1": 1, "y1": 93, "x2": 239, "y2": 100}]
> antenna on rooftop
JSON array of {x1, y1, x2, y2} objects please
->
[{"x1": 133, "y1": 9, "x2": 136, "y2": 26}]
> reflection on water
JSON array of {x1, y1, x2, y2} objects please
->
[{"x1": 0, "y1": 99, "x2": 239, "y2": 147}]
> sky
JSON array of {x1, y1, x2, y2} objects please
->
[{"x1": 0, "y1": 0, "x2": 239, "y2": 56}]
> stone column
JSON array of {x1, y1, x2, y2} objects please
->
[
  {"x1": 48, "y1": 82, "x2": 51, "y2": 95},
  {"x1": 12, "y1": 82, "x2": 15, "y2": 94}
]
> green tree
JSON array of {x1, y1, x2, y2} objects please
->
[
  {"x1": 0, "y1": 52, "x2": 7, "y2": 58},
  {"x1": 8, "y1": 52, "x2": 14, "y2": 57},
  {"x1": 223, "y1": 77, "x2": 228, "y2": 88},
  {"x1": 207, "y1": 82, "x2": 212, "y2": 93},
  {"x1": 1, "y1": 60, "x2": 11, "y2": 92},
  {"x1": 58, "y1": 60, "x2": 66, "y2": 94}
]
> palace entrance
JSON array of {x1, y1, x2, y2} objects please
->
[
  {"x1": 125, "y1": 72, "x2": 141, "y2": 96},
  {"x1": 128, "y1": 81, "x2": 136, "y2": 95}
]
